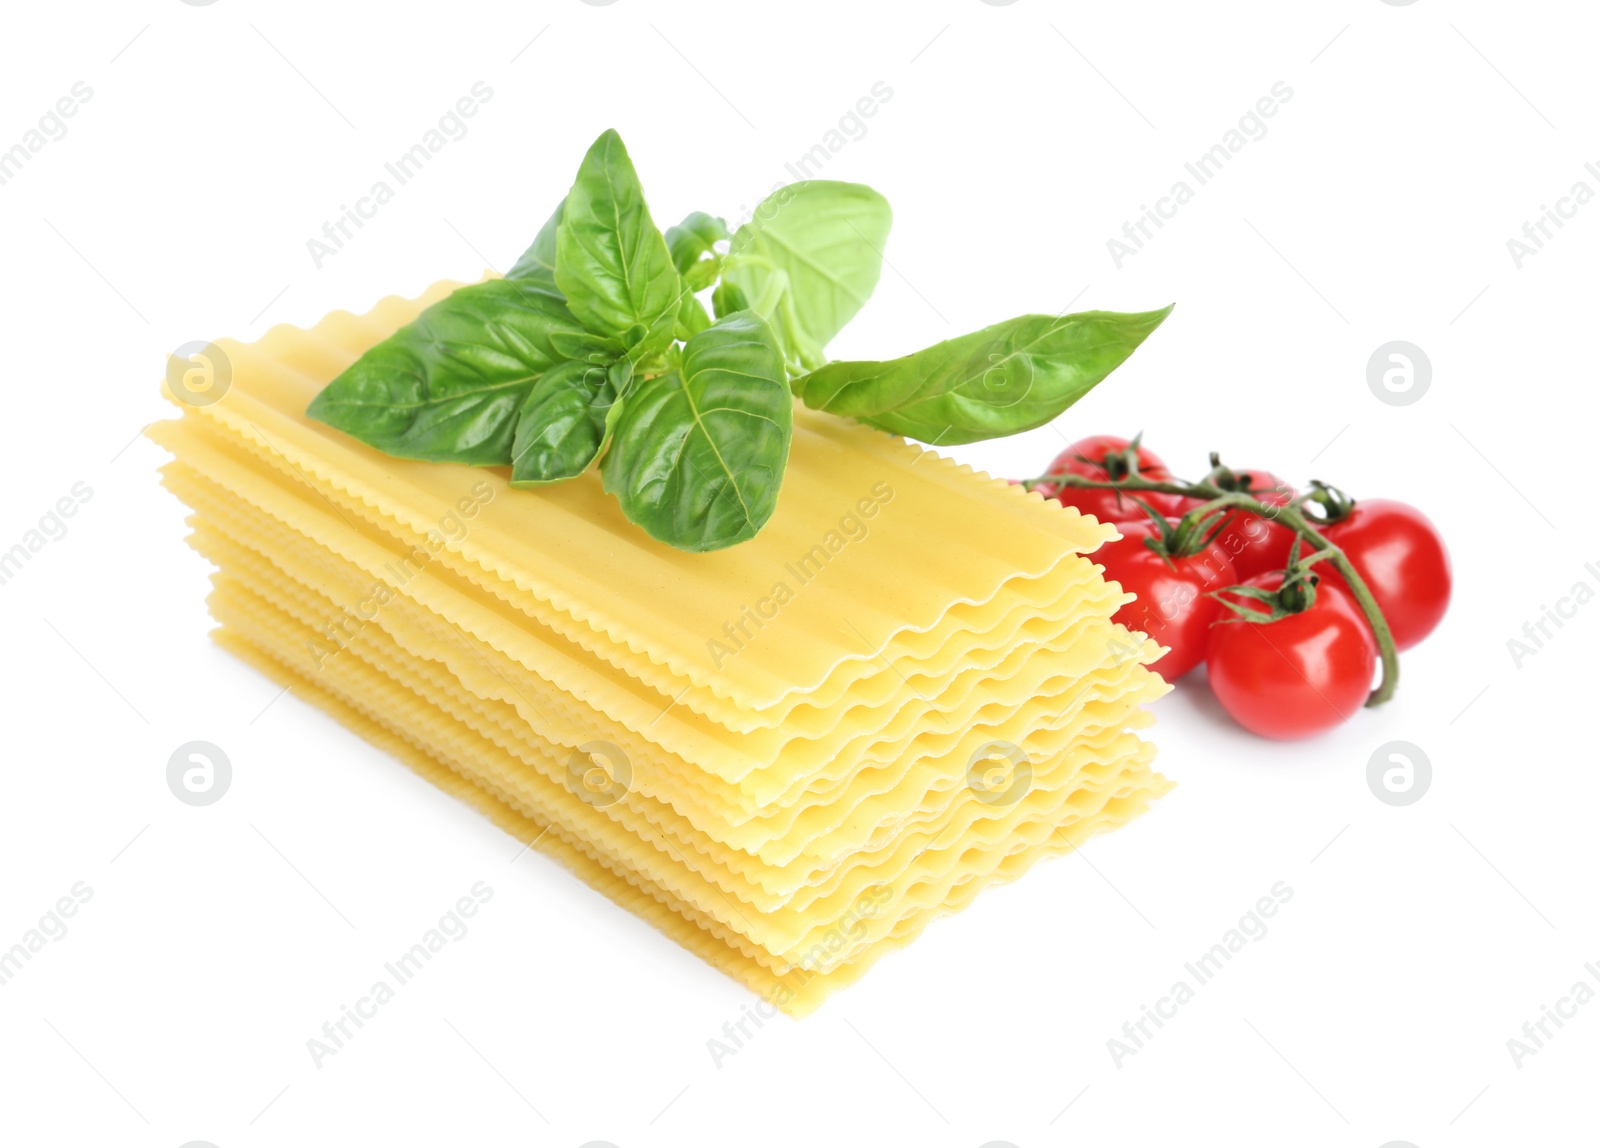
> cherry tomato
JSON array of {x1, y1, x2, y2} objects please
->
[
  {"x1": 1206, "y1": 572, "x2": 1377, "y2": 740},
  {"x1": 1320, "y1": 498, "x2": 1450, "y2": 651},
  {"x1": 1099, "y1": 519, "x2": 1237, "y2": 680},
  {"x1": 1036, "y1": 435, "x2": 1184, "y2": 522},
  {"x1": 1213, "y1": 472, "x2": 1298, "y2": 581}
]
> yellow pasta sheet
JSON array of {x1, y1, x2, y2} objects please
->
[
  {"x1": 215, "y1": 628, "x2": 1165, "y2": 1016},
  {"x1": 148, "y1": 281, "x2": 1177, "y2": 1014},
  {"x1": 207, "y1": 579, "x2": 1169, "y2": 972},
  {"x1": 161, "y1": 282, "x2": 1119, "y2": 725},
  {"x1": 187, "y1": 506, "x2": 1161, "y2": 893},
  {"x1": 151, "y1": 424, "x2": 1156, "y2": 844}
]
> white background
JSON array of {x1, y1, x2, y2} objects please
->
[{"x1": 1, "y1": 1, "x2": 1595, "y2": 1145}]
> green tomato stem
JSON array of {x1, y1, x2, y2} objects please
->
[{"x1": 1032, "y1": 472, "x2": 1400, "y2": 707}]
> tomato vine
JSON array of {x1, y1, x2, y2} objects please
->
[{"x1": 1023, "y1": 458, "x2": 1401, "y2": 707}]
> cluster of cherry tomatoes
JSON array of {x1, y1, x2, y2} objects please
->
[{"x1": 1026, "y1": 435, "x2": 1451, "y2": 740}]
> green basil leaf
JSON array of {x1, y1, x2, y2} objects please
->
[
  {"x1": 555, "y1": 129, "x2": 682, "y2": 358},
  {"x1": 684, "y1": 257, "x2": 723, "y2": 293},
  {"x1": 792, "y1": 306, "x2": 1173, "y2": 446},
  {"x1": 676, "y1": 286, "x2": 712, "y2": 340},
  {"x1": 602, "y1": 311, "x2": 791, "y2": 552},
  {"x1": 509, "y1": 359, "x2": 616, "y2": 486},
  {"x1": 306, "y1": 276, "x2": 586, "y2": 464},
  {"x1": 508, "y1": 199, "x2": 565, "y2": 281},
  {"x1": 549, "y1": 329, "x2": 626, "y2": 362},
  {"x1": 710, "y1": 277, "x2": 749, "y2": 320},
  {"x1": 721, "y1": 181, "x2": 891, "y2": 369},
  {"x1": 664, "y1": 211, "x2": 728, "y2": 291}
]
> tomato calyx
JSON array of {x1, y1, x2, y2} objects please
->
[
  {"x1": 1093, "y1": 432, "x2": 1151, "y2": 483},
  {"x1": 1023, "y1": 432, "x2": 1162, "y2": 492},
  {"x1": 1128, "y1": 502, "x2": 1231, "y2": 565},
  {"x1": 1298, "y1": 479, "x2": 1359, "y2": 527},
  {"x1": 1202, "y1": 453, "x2": 1284, "y2": 498},
  {"x1": 1212, "y1": 560, "x2": 1322, "y2": 624},
  {"x1": 1023, "y1": 433, "x2": 1188, "y2": 523}
]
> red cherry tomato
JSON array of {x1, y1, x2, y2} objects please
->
[
  {"x1": 1206, "y1": 572, "x2": 1377, "y2": 740},
  {"x1": 1099, "y1": 519, "x2": 1237, "y2": 680},
  {"x1": 1036, "y1": 435, "x2": 1183, "y2": 522},
  {"x1": 1320, "y1": 498, "x2": 1450, "y2": 651},
  {"x1": 1218, "y1": 473, "x2": 1299, "y2": 580}
]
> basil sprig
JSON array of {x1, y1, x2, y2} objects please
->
[{"x1": 306, "y1": 129, "x2": 1170, "y2": 552}]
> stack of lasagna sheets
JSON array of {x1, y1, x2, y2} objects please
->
[{"x1": 149, "y1": 282, "x2": 1172, "y2": 1016}]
